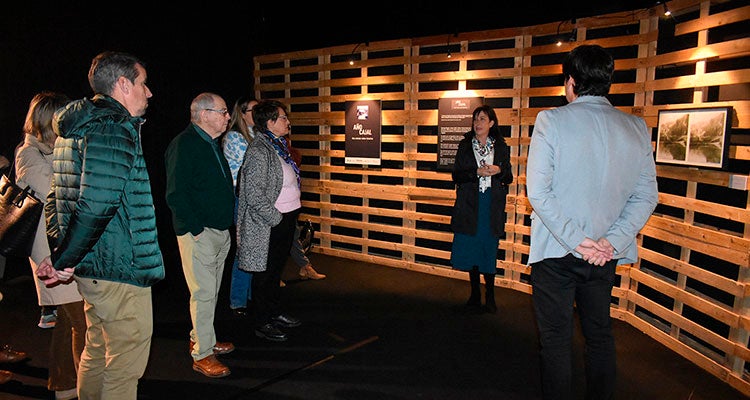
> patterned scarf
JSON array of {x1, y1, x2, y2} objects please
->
[
  {"x1": 263, "y1": 130, "x2": 301, "y2": 188},
  {"x1": 472, "y1": 136, "x2": 495, "y2": 193}
]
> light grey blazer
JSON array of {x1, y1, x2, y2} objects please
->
[
  {"x1": 526, "y1": 95, "x2": 658, "y2": 265},
  {"x1": 236, "y1": 134, "x2": 283, "y2": 272}
]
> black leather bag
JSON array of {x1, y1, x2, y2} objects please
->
[
  {"x1": 0, "y1": 168, "x2": 43, "y2": 258},
  {"x1": 297, "y1": 219, "x2": 315, "y2": 255}
]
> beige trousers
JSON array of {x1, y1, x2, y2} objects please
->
[
  {"x1": 75, "y1": 277, "x2": 153, "y2": 400},
  {"x1": 176, "y1": 228, "x2": 230, "y2": 360}
]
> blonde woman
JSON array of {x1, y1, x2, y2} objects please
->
[
  {"x1": 223, "y1": 96, "x2": 259, "y2": 316},
  {"x1": 15, "y1": 91, "x2": 84, "y2": 400}
]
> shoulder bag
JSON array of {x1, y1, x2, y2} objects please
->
[{"x1": 0, "y1": 148, "x2": 43, "y2": 257}]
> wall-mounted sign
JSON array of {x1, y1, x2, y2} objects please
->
[
  {"x1": 437, "y1": 97, "x2": 484, "y2": 171},
  {"x1": 345, "y1": 100, "x2": 382, "y2": 165}
]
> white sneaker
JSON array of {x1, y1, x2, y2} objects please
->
[
  {"x1": 55, "y1": 388, "x2": 77, "y2": 400},
  {"x1": 38, "y1": 309, "x2": 57, "y2": 329}
]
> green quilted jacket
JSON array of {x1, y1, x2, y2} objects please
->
[{"x1": 47, "y1": 94, "x2": 165, "y2": 287}]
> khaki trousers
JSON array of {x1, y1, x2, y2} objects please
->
[
  {"x1": 75, "y1": 277, "x2": 153, "y2": 400},
  {"x1": 176, "y1": 228, "x2": 230, "y2": 360}
]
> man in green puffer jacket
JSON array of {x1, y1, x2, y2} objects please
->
[{"x1": 38, "y1": 51, "x2": 165, "y2": 400}]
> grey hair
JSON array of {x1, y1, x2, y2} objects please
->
[
  {"x1": 190, "y1": 92, "x2": 219, "y2": 122},
  {"x1": 88, "y1": 51, "x2": 143, "y2": 96}
]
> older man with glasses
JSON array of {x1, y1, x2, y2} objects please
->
[{"x1": 165, "y1": 92, "x2": 236, "y2": 378}]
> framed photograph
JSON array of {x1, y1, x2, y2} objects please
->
[{"x1": 655, "y1": 106, "x2": 732, "y2": 170}]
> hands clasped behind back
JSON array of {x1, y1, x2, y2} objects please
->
[
  {"x1": 575, "y1": 237, "x2": 615, "y2": 267},
  {"x1": 37, "y1": 256, "x2": 75, "y2": 286}
]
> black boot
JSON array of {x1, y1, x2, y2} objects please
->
[
  {"x1": 465, "y1": 268, "x2": 481, "y2": 311},
  {"x1": 483, "y1": 273, "x2": 497, "y2": 314}
]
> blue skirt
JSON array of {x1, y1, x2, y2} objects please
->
[{"x1": 450, "y1": 189, "x2": 499, "y2": 274}]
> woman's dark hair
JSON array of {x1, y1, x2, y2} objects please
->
[
  {"x1": 562, "y1": 44, "x2": 614, "y2": 97},
  {"x1": 472, "y1": 105, "x2": 501, "y2": 137},
  {"x1": 252, "y1": 99, "x2": 288, "y2": 135},
  {"x1": 23, "y1": 91, "x2": 71, "y2": 144}
]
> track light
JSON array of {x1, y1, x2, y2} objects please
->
[
  {"x1": 663, "y1": 2, "x2": 671, "y2": 16},
  {"x1": 446, "y1": 33, "x2": 458, "y2": 59},
  {"x1": 555, "y1": 19, "x2": 576, "y2": 46},
  {"x1": 349, "y1": 42, "x2": 368, "y2": 66},
  {"x1": 655, "y1": 1, "x2": 672, "y2": 17}
]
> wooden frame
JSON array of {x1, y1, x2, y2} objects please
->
[
  {"x1": 253, "y1": 1, "x2": 750, "y2": 395},
  {"x1": 655, "y1": 106, "x2": 733, "y2": 170}
]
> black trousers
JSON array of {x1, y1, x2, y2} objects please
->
[
  {"x1": 252, "y1": 208, "x2": 300, "y2": 327},
  {"x1": 531, "y1": 254, "x2": 617, "y2": 400}
]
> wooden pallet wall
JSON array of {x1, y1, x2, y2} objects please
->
[{"x1": 253, "y1": 0, "x2": 750, "y2": 395}]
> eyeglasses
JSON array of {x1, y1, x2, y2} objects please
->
[{"x1": 204, "y1": 108, "x2": 229, "y2": 116}]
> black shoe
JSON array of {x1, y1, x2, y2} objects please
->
[
  {"x1": 271, "y1": 314, "x2": 301, "y2": 328},
  {"x1": 255, "y1": 323, "x2": 288, "y2": 342},
  {"x1": 231, "y1": 307, "x2": 248, "y2": 317}
]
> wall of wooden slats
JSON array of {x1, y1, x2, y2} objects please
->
[{"x1": 253, "y1": 0, "x2": 750, "y2": 394}]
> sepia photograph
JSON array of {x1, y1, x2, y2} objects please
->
[{"x1": 656, "y1": 106, "x2": 732, "y2": 169}]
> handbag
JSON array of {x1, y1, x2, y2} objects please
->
[
  {"x1": 0, "y1": 154, "x2": 43, "y2": 258},
  {"x1": 297, "y1": 219, "x2": 315, "y2": 255}
]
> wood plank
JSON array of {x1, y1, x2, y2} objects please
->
[
  {"x1": 630, "y1": 268, "x2": 739, "y2": 328},
  {"x1": 658, "y1": 192, "x2": 750, "y2": 224}
]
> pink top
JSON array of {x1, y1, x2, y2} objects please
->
[{"x1": 275, "y1": 155, "x2": 301, "y2": 213}]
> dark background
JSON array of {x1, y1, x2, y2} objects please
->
[{"x1": 0, "y1": 1, "x2": 656, "y2": 254}]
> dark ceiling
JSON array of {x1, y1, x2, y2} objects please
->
[{"x1": 0, "y1": 0, "x2": 660, "y2": 160}]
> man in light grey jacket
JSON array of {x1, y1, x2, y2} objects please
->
[{"x1": 526, "y1": 44, "x2": 658, "y2": 400}]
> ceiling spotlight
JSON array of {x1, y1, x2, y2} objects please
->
[{"x1": 663, "y1": 2, "x2": 671, "y2": 16}]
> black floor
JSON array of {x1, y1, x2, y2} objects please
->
[{"x1": 0, "y1": 251, "x2": 745, "y2": 399}]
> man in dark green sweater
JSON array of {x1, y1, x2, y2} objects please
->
[{"x1": 165, "y1": 92, "x2": 235, "y2": 378}]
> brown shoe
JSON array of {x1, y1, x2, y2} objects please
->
[
  {"x1": 192, "y1": 354, "x2": 230, "y2": 378},
  {"x1": 0, "y1": 345, "x2": 28, "y2": 363},
  {"x1": 212, "y1": 342, "x2": 234, "y2": 355},
  {"x1": 189, "y1": 341, "x2": 235, "y2": 355},
  {"x1": 299, "y1": 264, "x2": 326, "y2": 280},
  {"x1": 0, "y1": 370, "x2": 12, "y2": 384}
]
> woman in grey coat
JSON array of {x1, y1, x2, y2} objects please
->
[{"x1": 236, "y1": 99, "x2": 302, "y2": 342}]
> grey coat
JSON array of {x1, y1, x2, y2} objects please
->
[{"x1": 236, "y1": 134, "x2": 283, "y2": 272}]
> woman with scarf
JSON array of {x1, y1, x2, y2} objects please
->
[
  {"x1": 236, "y1": 99, "x2": 302, "y2": 342},
  {"x1": 450, "y1": 105, "x2": 513, "y2": 314}
]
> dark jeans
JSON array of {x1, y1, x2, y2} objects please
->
[
  {"x1": 531, "y1": 254, "x2": 617, "y2": 400},
  {"x1": 252, "y1": 208, "x2": 300, "y2": 327}
]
